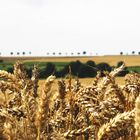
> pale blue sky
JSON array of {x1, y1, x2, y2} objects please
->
[{"x1": 0, "y1": 0, "x2": 140, "y2": 56}]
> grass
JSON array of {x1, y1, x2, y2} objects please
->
[
  {"x1": 24, "y1": 61, "x2": 68, "y2": 71},
  {"x1": 0, "y1": 61, "x2": 68, "y2": 71},
  {"x1": 127, "y1": 66, "x2": 140, "y2": 73}
]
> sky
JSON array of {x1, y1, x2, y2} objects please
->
[{"x1": 0, "y1": 0, "x2": 140, "y2": 56}]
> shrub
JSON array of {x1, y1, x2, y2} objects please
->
[
  {"x1": 78, "y1": 64, "x2": 97, "y2": 78},
  {"x1": 86, "y1": 60, "x2": 96, "y2": 67},
  {"x1": 97, "y1": 62, "x2": 112, "y2": 72},
  {"x1": 116, "y1": 61, "x2": 129, "y2": 76},
  {"x1": 45, "y1": 62, "x2": 56, "y2": 77}
]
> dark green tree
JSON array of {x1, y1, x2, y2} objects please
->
[
  {"x1": 10, "y1": 52, "x2": 13, "y2": 55},
  {"x1": 117, "y1": 61, "x2": 124, "y2": 67},
  {"x1": 86, "y1": 60, "x2": 96, "y2": 67},
  {"x1": 116, "y1": 61, "x2": 129, "y2": 76},
  {"x1": 45, "y1": 62, "x2": 56, "y2": 77},
  {"x1": 97, "y1": 62, "x2": 112, "y2": 72},
  {"x1": 83, "y1": 51, "x2": 86, "y2": 55},
  {"x1": 59, "y1": 61, "x2": 82, "y2": 77},
  {"x1": 78, "y1": 64, "x2": 97, "y2": 78},
  {"x1": 132, "y1": 51, "x2": 135, "y2": 55},
  {"x1": 22, "y1": 52, "x2": 26, "y2": 55}
]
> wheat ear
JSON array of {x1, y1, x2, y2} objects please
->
[
  {"x1": 135, "y1": 95, "x2": 140, "y2": 139},
  {"x1": 35, "y1": 75, "x2": 55, "y2": 140},
  {"x1": 98, "y1": 109, "x2": 135, "y2": 140}
]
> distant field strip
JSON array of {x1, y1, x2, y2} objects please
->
[{"x1": 1, "y1": 55, "x2": 140, "y2": 66}]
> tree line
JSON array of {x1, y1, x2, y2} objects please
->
[
  {"x1": 1, "y1": 60, "x2": 137, "y2": 78},
  {"x1": 37, "y1": 60, "x2": 129, "y2": 78}
]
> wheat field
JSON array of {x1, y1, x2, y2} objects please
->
[
  {"x1": 39, "y1": 77, "x2": 125, "y2": 92},
  {"x1": 0, "y1": 62, "x2": 139, "y2": 140}
]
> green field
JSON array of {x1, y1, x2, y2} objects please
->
[{"x1": 0, "y1": 61, "x2": 68, "y2": 71}]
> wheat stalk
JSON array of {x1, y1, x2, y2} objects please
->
[
  {"x1": 135, "y1": 95, "x2": 140, "y2": 140},
  {"x1": 35, "y1": 75, "x2": 55, "y2": 140}
]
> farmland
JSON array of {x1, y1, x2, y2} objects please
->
[
  {"x1": 1, "y1": 55, "x2": 140, "y2": 66},
  {"x1": 0, "y1": 55, "x2": 140, "y2": 79},
  {"x1": 0, "y1": 61, "x2": 139, "y2": 139},
  {"x1": 39, "y1": 77, "x2": 126, "y2": 90},
  {"x1": 0, "y1": 56, "x2": 139, "y2": 139}
]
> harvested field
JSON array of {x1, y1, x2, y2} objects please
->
[{"x1": 1, "y1": 55, "x2": 140, "y2": 66}]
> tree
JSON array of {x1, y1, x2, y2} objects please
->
[
  {"x1": 39, "y1": 62, "x2": 56, "y2": 78},
  {"x1": 59, "y1": 61, "x2": 82, "y2": 77},
  {"x1": 10, "y1": 52, "x2": 13, "y2": 55},
  {"x1": 138, "y1": 52, "x2": 140, "y2": 55},
  {"x1": 132, "y1": 51, "x2": 135, "y2": 55},
  {"x1": 6, "y1": 66, "x2": 13, "y2": 73},
  {"x1": 45, "y1": 62, "x2": 56, "y2": 77},
  {"x1": 78, "y1": 64, "x2": 97, "y2": 78},
  {"x1": 86, "y1": 60, "x2": 96, "y2": 67},
  {"x1": 58, "y1": 52, "x2": 62, "y2": 55},
  {"x1": 117, "y1": 61, "x2": 124, "y2": 67},
  {"x1": 120, "y1": 52, "x2": 123, "y2": 55},
  {"x1": 69, "y1": 61, "x2": 82, "y2": 75},
  {"x1": 26, "y1": 67, "x2": 32, "y2": 78},
  {"x1": 83, "y1": 51, "x2": 86, "y2": 55},
  {"x1": 97, "y1": 62, "x2": 112, "y2": 72},
  {"x1": 116, "y1": 61, "x2": 129, "y2": 76}
]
